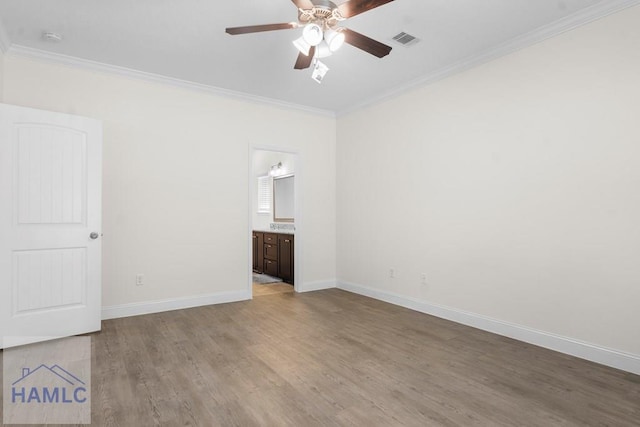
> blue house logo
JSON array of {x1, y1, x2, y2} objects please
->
[{"x1": 11, "y1": 365, "x2": 88, "y2": 404}]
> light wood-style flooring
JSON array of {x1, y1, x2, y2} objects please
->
[
  {"x1": 252, "y1": 282, "x2": 294, "y2": 297},
  {"x1": 16, "y1": 289, "x2": 640, "y2": 426}
]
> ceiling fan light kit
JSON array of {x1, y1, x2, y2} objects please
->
[
  {"x1": 225, "y1": 0, "x2": 395, "y2": 83},
  {"x1": 316, "y1": 41, "x2": 333, "y2": 58},
  {"x1": 302, "y1": 23, "x2": 324, "y2": 46},
  {"x1": 293, "y1": 36, "x2": 312, "y2": 55},
  {"x1": 324, "y1": 28, "x2": 345, "y2": 52}
]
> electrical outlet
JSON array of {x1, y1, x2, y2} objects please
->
[
  {"x1": 421, "y1": 273, "x2": 428, "y2": 285},
  {"x1": 389, "y1": 268, "x2": 396, "y2": 279},
  {"x1": 136, "y1": 274, "x2": 144, "y2": 286}
]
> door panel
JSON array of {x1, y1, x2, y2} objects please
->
[
  {"x1": 278, "y1": 234, "x2": 293, "y2": 284},
  {"x1": 13, "y1": 247, "x2": 86, "y2": 314},
  {"x1": 0, "y1": 103, "x2": 102, "y2": 349},
  {"x1": 252, "y1": 231, "x2": 264, "y2": 273},
  {"x1": 252, "y1": 233, "x2": 258, "y2": 271},
  {"x1": 17, "y1": 125, "x2": 86, "y2": 224}
]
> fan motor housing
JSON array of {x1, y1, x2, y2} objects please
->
[
  {"x1": 311, "y1": 0, "x2": 337, "y2": 10},
  {"x1": 298, "y1": 0, "x2": 343, "y2": 26}
]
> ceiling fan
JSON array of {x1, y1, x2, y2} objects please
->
[{"x1": 225, "y1": 0, "x2": 395, "y2": 78}]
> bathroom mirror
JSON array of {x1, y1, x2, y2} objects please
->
[{"x1": 273, "y1": 174, "x2": 294, "y2": 222}]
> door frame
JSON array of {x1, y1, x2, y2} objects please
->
[{"x1": 248, "y1": 144, "x2": 302, "y2": 296}]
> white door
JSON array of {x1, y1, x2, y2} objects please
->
[{"x1": 0, "y1": 103, "x2": 102, "y2": 349}]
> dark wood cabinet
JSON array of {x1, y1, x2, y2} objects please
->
[
  {"x1": 264, "y1": 233, "x2": 278, "y2": 261},
  {"x1": 264, "y1": 233, "x2": 278, "y2": 245},
  {"x1": 252, "y1": 231, "x2": 294, "y2": 285},
  {"x1": 278, "y1": 234, "x2": 294, "y2": 284},
  {"x1": 252, "y1": 231, "x2": 263, "y2": 272},
  {"x1": 263, "y1": 258, "x2": 279, "y2": 277}
]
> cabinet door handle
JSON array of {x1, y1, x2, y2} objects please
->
[{"x1": 284, "y1": 239, "x2": 290, "y2": 243}]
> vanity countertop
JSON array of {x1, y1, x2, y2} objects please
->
[{"x1": 254, "y1": 229, "x2": 294, "y2": 235}]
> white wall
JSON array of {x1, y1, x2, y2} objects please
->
[
  {"x1": 252, "y1": 150, "x2": 295, "y2": 231},
  {"x1": 3, "y1": 55, "x2": 336, "y2": 309},
  {"x1": 3, "y1": 4, "x2": 638, "y2": 370},
  {"x1": 0, "y1": 47, "x2": 4, "y2": 100},
  {"x1": 337, "y1": 5, "x2": 640, "y2": 357}
]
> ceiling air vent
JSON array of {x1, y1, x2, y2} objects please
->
[{"x1": 392, "y1": 32, "x2": 419, "y2": 47}]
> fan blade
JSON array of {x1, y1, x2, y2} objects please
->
[
  {"x1": 226, "y1": 23, "x2": 297, "y2": 35},
  {"x1": 291, "y1": 0, "x2": 315, "y2": 9},
  {"x1": 294, "y1": 46, "x2": 316, "y2": 69},
  {"x1": 338, "y1": 0, "x2": 395, "y2": 18},
  {"x1": 343, "y1": 28, "x2": 392, "y2": 58}
]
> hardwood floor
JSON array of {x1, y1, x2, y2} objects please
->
[{"x1": 7, "y1": 289, "x2": 638, "y2": 426}]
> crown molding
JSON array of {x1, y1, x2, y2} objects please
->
[
  {"x1": 3, "y1": 0, "x2": 638, "y2": 116},
  {"x1": 6, "y1": 44, "x2": 335, "y2": 118},
  {"x1": 0, "y1": 16, "x2": 11, "y2": 53},
  {"x1": 337, "y1": 0, "x2": 640, "y2": 116}
]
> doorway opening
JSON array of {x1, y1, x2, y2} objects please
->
[{"x1": 249, "y1": 147, "x2": 300, "y2": 298}]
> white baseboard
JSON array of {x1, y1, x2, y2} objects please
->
[
  {"x1": 337, "y1": 280, "x2": 640, "y2": 376},
  {"x1": 102, "y1": 289, "x2": 250, "y2": 320},
  {"x1": 298, "y1": 279, "x2": 337, "y2": 293}
]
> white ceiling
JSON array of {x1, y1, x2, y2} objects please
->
[{"x1": 0, "y1": 0, "x2": 634, "y2": 114}]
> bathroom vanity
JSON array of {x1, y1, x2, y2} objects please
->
[{"x1": 252, "y1": 231, "x2": 294, "y2": 285}]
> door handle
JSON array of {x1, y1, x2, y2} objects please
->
[{"x1": 89, "y1": 232, "x2": 100, "y2": 240}]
